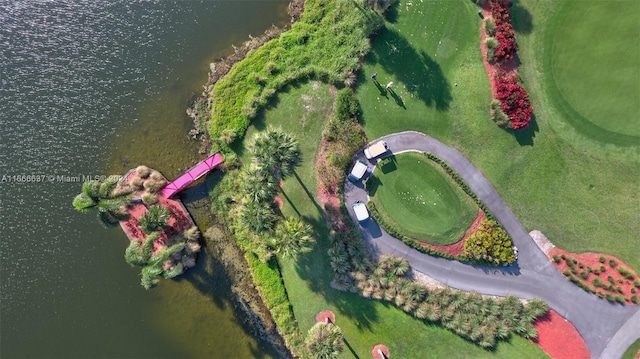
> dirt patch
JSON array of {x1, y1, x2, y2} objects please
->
[
  {"x1": 532, "y1": 310, "x2": 590, "y2": 359},
  {"x1": 414, "y1": 209, "x2": 487, "y2": 256},
  {"x1": 548, "y1": 247, "x2": 640, "y2": 304}
]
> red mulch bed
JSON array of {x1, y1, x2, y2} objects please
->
[
  {"x1": 415, "y1": 209, "x2": 487, "y2": 256},
  {"x1": 120, "y1": 171, "x2": 194, "y2": 254},
  {"x1": 370, "y1": 344, "x2": 390, "y2": 359},
  {"x1": 479, "y1": 3, "x2": 518, "y2": 99},
  {"x1": 315, "y1": 310, "x2": 335, "y2": 324},
  {"x1": 547, "y1": 248, "x2": 640, "y2": 305},
  {"x1": 532, "y1": 309, "x2": 590, "y2": 359}
]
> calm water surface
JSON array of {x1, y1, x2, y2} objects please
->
[{"x1": 0, "y1": 1, "x2": 288, "y2": 357}]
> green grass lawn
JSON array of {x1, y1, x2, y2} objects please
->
[
  {"x1": 622, "y1": 338, "x2": 640, "y2": 359},
  {"x1": 358, "y1": 0, "x2": 640, "y2": 275},
  {"x1": 367, "y1": 153, "x2": 477, "y2": 245},
  {"x1": 241, "y1": 77, "x2": 547, "y2": 357},
  {"x1": 546, "y1": 0, "x2": 640, "y2": 139}
]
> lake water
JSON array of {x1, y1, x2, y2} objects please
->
[{"x1": 0, "y1": 1, "x2": 289, "y2": 357}]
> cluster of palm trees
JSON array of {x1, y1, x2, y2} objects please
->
[
  {"x1": 125, "y1": 225, "x2": 201, "y2": 289},
  {"x1": 72, "y1": 175, "x2": 133, "y2": 227},
  {"x1": 339, "y1": 255, "x2": 548, "y2": 348},
  {"x1": 222, "y1": 127, "x2": 314, "y2": 261}
]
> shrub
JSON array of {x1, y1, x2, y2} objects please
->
[
  {"x1": 560, "y1": 254, "x2": 566, "y2": 260},
  {"x1": 463, "y1": 220, "x2": 515, "y2": 265},
  {"x1": 484, "y1": 17, "x2": 496, "y2": 36},
  {"x1": 485, "y1": 37, "x2": 499, "y2": 63},
  {"x1": 609, "y1": 259, "x2": 617, "y2": 267},
  {"x1": 488, "y1": 0, "x2": 518, "y2": 63},
  {"x1": 490, "y1": 99, "x2": 510, "y2": 128},
  {"x1": 552, "y1": 254, "x2": 560, "y2": 263},
  {"x1": 599, "y1": 256, "x2": 606, "y2": 263},
  {"x1": 607, "y1": 276, "x2": 615, "y2": 284},
  {"x1": 494, "y1": 70, "x2": 533, "y2": 129},
  {"x1": 617, "y1": 267, "x2": 635, "y2": 280},
  {"x1": 136, "y1": 165, "x2": 151, "y2": 179},
  {"x1": 562, "y1": 270, "x2": 571, "y2": 277},
  {"x1": 578, "y1": 262, "x2": 584, "y2": 269},
  {"x1": 600, "y1": 265, "x2": 607, "y2": 272},
  {"x1": 571, "y1": 268, "x2": 578, "y2": 275},
  {"x1": 592, "y1": 278, "x2": 604, "y2": 287},
  {"x1": 632, "y1": 295, "x2": 639, "y2": 304},
  {"x1": 141, "y1": 192, "x2": 158, "y2": 206},
  {"x1": 634, "y1": 279, "x2": 640, "y2": 288},
  {"x1": 580, "y1": 272, "x2": 589, "y2": 280}
]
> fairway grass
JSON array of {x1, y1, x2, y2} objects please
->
[
  {"x1": 247, "y1": 78, "x2": 547, "y2": 357},
  {"x1": 359, "y1": 0, "x2": 640, "y2": 275},
  {"x1": 368, "y1": 153, "x2": 476, "y2": 245},
  {"x1": 546, "y1": 0, "x2": 640, "y2": 140}
]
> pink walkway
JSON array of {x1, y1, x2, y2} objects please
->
[{"x1": 160, "y1": 153, "x2": 223, "y2": 198}]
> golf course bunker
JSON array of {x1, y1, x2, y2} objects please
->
[
  {"x1": 367, "y1": 152, "x2": 476, "y2": 245},
  {"x1": 547, "y1": 1, "x2": 640, "y2": 139}
]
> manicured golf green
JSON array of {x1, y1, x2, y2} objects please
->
[
  {"x1": 547, "y1": 0, "x2": 640, "y2": 139},
  {"x1": 367, "y1": 153, "x2": 477, "y2": 245}
]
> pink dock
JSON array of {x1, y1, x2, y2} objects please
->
[{"x1": 160, "y1": 153, "x2": 223, "y2": 198}]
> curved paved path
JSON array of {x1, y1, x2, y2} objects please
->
[{"x1": 343, "y1": 131, "x2": 639, "y2": 359}]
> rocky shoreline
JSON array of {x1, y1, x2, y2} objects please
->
[{"x1": 185, "y1": 1, "x2": 305, "y2": 357}]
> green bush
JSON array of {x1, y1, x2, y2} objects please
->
[
  {"x1": 484, "y1": 17, "x2": 496, "y2": 36},
  {"x1": 552, "y1": 254, "x2": 561, "y2": 263},
  {"x1": 599, "y1": 256, "x2": 606, "y2": 263},
  {"x1": 463, "y1": 220, "x2": 516, "y2": 265},
  {"x1": 490, "y1": 99, "x2": 510, "y2": 128},
  {"x1": 617, "y1": 266, "x2": 635, "y2": 280},
  {"x1": 609, "y1": 259, "x2": 617, "y2": 267},
  {"x1": 485, "y1": 37, "x2": 499, "y2": 63},
  {"x1": 138, "y1": 205, "x2": 171, "y2": 234}
]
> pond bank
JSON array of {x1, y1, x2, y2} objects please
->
[{"x1": 183, "y1": 1, "x2": 305, "y2": 357}]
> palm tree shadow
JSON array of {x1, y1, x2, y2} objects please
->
[
  {"x1": 291, "y1": 216, "x2": 379, "y2": 332},
  {"x1": 368, "y1": 27, "x2": 452, "y2": 111},
  {"x1": 343, "y1": 337, "x2": 361, "y2": 358}
]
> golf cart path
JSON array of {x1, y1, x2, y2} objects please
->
[{"x1": 343, "y1": 131, "x2": 639, "y2": 359}]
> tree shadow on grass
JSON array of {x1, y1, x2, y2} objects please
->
[
  {"x1": 291, "y1": 214, "x2": 379, "y2": 332},
  {"x1": 511, "y1": 0, "x2": 533, "y2": 35},
  {"x1": 508, "y1": 113, "x2": 539, "y2": 146},
  {"x1": 366, "y1": 27, "x2": 452, "y2": 111}
]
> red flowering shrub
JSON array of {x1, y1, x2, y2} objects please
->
[
  {"x1": 494, "y1": 71, "x2": 533, "y2": 129},
  {"x1": 490, "y1": 0, "x2": 517, "y2": 63}
]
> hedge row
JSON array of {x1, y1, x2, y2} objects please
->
[{"x1": 423, "y1": 152, "x2": 496, "y2": 222}]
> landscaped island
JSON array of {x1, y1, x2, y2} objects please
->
[{"x1": 72, "y1": 166, "x2": 202, "y2": 289}]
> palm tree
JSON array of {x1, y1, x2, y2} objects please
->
[
  {"x1": 305, "y1": 322, "x2": 344, "y2": 359},
  {"x1": 72, "y1": 176, "x2": 132, "y2": 227},
  {"x1": 523, "y1": 298, "x2": 549, "y2": 321},
  {"x1": 241, "y1": 163, "x2": 278, "y2": 203},
  {"x1": 272, "y1": 217, "x2": 315, "y2": 259},
  {"x1": 250, "y1": 126, "x2": 301, "y2": 182},
  {"x1": 240, "y1": 200, "x2": 277, "y2": 233},
  {"x1": 138, "y1": 205, "x2": 171, "y2": 234}
]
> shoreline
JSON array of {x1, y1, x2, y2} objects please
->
[
  {"x1": 186, "y1": 0, "x2": 305, "y2": 154},
  {"x1": 183, "y1": 1, "x2": 305, "y2": 357}
]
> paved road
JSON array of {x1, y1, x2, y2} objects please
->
[{"x1": 343, "y1": 131, "x2": 639, "y2": 359}]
